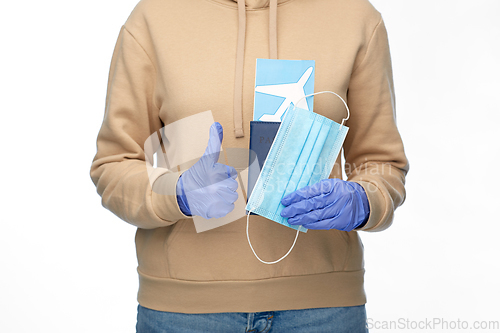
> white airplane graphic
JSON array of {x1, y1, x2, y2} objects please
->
[{"x1": 255, "y1": 66, "x2": 313, "y2": 122}]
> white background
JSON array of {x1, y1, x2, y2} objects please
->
[{"x1": 1, "y1": 0, "x2": 499, "y2": 332}]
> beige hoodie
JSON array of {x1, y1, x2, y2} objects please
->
[{"x1": 90, "y1": 0, "x2": 409, "y2": 313}]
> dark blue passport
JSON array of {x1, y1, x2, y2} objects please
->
[{"x1": 247, "y1": 121, "x2": 281, "y2": 211}]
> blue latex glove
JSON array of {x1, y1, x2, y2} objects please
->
[
  {"x1": 176, "y1": 122, "x2": 238, "y2": 219},
  {"x1": 280, "y1": 178, "x2": 370, "y2": 231}
]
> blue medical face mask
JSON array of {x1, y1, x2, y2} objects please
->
[{"x1": 245, "y1": 91, "x2": 350, "y2": 264}]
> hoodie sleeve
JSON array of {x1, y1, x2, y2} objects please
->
[
  {"x1": 89, "y1": 25, "x2": 189, "y2": 229},
  {"x1": 344, "y1": 17, "x2": 410, "y2": 232}
]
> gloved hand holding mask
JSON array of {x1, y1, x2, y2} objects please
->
[
  {"x1": 176, "y1": 122, "x2": 238, "y2": 219},
  {"x1": 280, "y1": 178, "x2": 370, "y2": 231}
]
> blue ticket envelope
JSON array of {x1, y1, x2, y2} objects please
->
[{"x1": 253, "y1": 59, "x2": 315, "y2": 122}]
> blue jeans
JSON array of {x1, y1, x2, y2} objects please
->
[{"x1": 136, "y1": 304, "x2": 368, "y2": 333}]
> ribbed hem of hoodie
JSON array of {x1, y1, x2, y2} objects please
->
[{"x1": 137, "y1": 269, "x2": 366, "y2": 313}]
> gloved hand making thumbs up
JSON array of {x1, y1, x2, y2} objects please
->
[{"x1": 176, "y1": 122, "x2": 239, "y2": 219}]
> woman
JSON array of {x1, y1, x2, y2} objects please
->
[{"x1": 90, "y1": 0, "x2": 409, "y2": 331}]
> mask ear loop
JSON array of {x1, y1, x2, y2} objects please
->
[
  {"x1": 295, "y1": 91, "x2": 350, "y2": 127},
  {"x1": 246, "y1": 210, "x2": 302, "y2": 265}
]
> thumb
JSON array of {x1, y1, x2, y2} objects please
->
[{"x1": 202, "y1": 122, "x2": 223, "y2": 163}]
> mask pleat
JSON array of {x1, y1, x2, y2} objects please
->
[
  {"x1": 276, "y1": 119, "x2": 323, "y2": 215},
  {"x1": 308, "y1": 123, "x2": 349, "y2": 186},
  {"x1": 296, "y1": 118, "x2": 331, "y2": 190}
]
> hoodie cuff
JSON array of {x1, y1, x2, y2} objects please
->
[
  {"x1": 352, "y1": 182, "x2": 370, "y2": 230},
  {"x1": 175, "y1": 175, "x2": 192, "y2": 216},
  {"x1": 151, "y1": 171, "x2": 191, "y2": 223},
  {"x1": 353, "y1": 181, "x2": 382, "y2": 231}
]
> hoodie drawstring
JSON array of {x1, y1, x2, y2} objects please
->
[
  {"x1": 233, "y1": 0, "x2": 246, "y2": 138},
  {"x1": 233, "y1": 0, "x2": 278, "y2": 138},
  {"x1": 269, "y1": 0, "x2": 278, "y2": 59}
]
